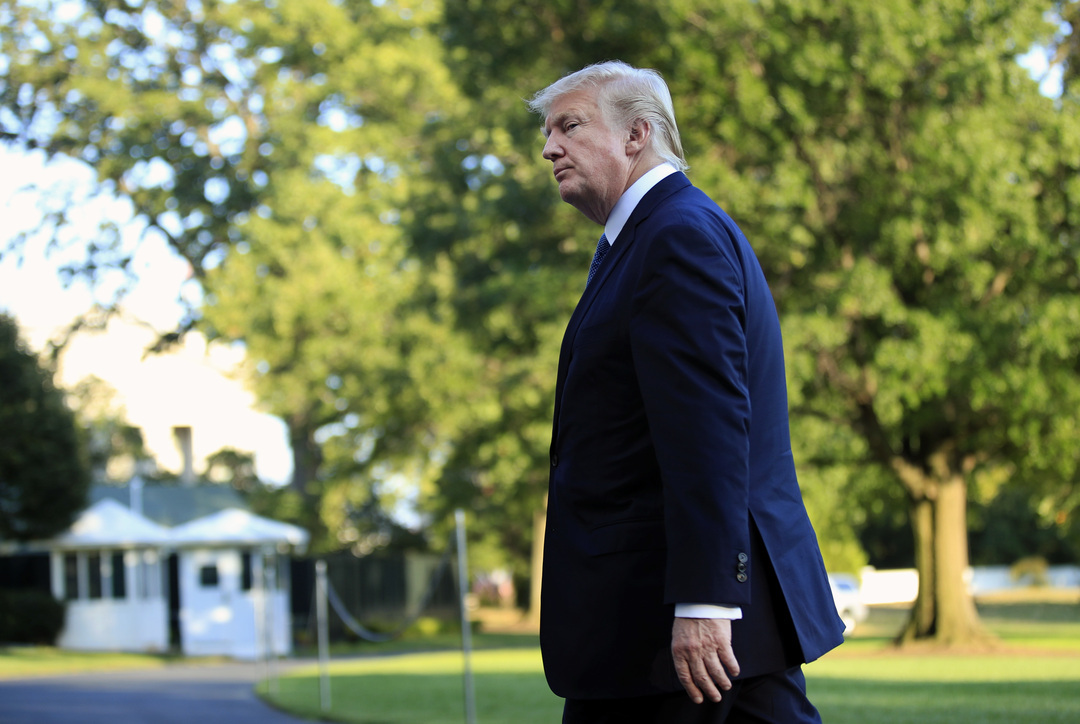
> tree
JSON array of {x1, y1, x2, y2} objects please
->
[
  {"x1": 669, "y1": 0, "x2": 1079, "y2": 646},
  {"x1": 204, "y1": 447, "x2": 259, "y2": 492},
  {"x1": 68, "y1": 374, "x2": 152, "y2": 482},
  {"x1": 416, "y1": 0, "x2": 680, "y2": 595},
  {"x1": 438, "y1": 0, "x2": 1080, "y2": 643},
  {"x1": 0, "y1": 313, "x2": 90, "y2": 540},
  {"x1": 755, "y1": 2, "x2": 1079, "y2": 646},
  {"x1": 1051, "y1": 0, "x2": 1079, "y2": 97},
  {"x1": 4, "y1": 0, "x2": 1078, "y2": 642},
  {"x1": 185, "y1": 0, "x2": 491, "y2": 553},
  {"x1": 0, "y1": 0, "x2": 481, "y2": 553}
]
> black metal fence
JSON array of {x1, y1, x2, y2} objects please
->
[{"x1": 290, "y1": 550, "x2": 459, "y2": 643}]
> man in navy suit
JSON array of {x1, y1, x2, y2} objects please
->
[{"x1": 528, "y1": 61, "x2": 845, "y2": 723}]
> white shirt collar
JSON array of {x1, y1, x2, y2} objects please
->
[{"x1": 604, "y1": 162, "x2": 678, "y2": 246}]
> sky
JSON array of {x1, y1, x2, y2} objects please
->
[
  {"x1": 0, "y1": 147, "x2": 193, "y2": 334},
  {"x1": 1019, "y1": 44, "x2": 1066, "y2": 99},
  {"x1": 0, "y1": 145, "x2": 293, "y2": 485}
]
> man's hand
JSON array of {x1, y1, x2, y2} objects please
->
[{"x1": 671, "y1": 617, "x2": 741, "y2": 704}]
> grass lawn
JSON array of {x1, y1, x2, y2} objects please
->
[
  {"x1": 809, "y1": 653, "x2": 1080, "y2": 724},
  {"x1": 0, "y1": 646, "x2": 179, "y2": 679},
  {"x1": 262, "y1": 648, "x2": 561, "y2": 724},
  {"x1": 262, "y1": 593, "x2": 1080, "y2": 724}
]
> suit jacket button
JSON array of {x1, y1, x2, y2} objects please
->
[
  {"x1": 550, "y1": 453, "x2": 559, "y2": 467},
  {"x1": 737, "y1": 572, "x2": 748, "y2": 583},
  {"x1": 737, "y1": 563, "x2": 747, "y2": 573},
  {"x1": 737, "y1": 552, "x2": 748, "y2": 563}
]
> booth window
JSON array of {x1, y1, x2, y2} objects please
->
[
  {"x1": 199, "y1": 565, "x2": 219, "y2": 587},
  {"x1": 111, "y1": 552, "x2": 127, "y2": 599},
  {"x1": 63, "y1": 553, "x2": 79, "y2": 600},
  {"x1": 87, "y1": 553, "x2": 103, "y2": 599},
  {"x1": 241, "y1": 552, "x2": 253, "y2": 591}
]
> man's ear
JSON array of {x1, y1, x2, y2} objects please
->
[{"x1": 626, "y1": 118, "x2": 651, "y2": 154}]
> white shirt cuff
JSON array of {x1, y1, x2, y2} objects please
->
[{"x1": 675, "y1": 603, "x2": 743, "y2": 620}]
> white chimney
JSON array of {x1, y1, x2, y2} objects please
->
[
  {"x1": 129, "y1": 475, "x2": 144, "y2": 516},
  {"x1": 172, "y1": 426, "x2": 196, "y2": 486}
]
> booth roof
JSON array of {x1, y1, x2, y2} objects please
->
[
  {"x1": 54, "y1": 499, "x2": 172, "y2": 549},
  {"x1": 48, "y1": 497, "x2": 308, "y2": 551},
  {"x1": 169, "y1": 508, "x2": 309, "y2": 548}
]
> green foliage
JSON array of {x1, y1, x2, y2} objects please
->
[
  {"x1": 437, "y1": 0, "x2": 1079, "y2": 579},
  {"x1": 748, "y1": 1, "x2": 1080, "y2": 491},
  {"x1": 0, "y1": 589, "x2": 66, "y2": 645},
  {"x1": 1053, "y1": 0, "x2": 1080, "y2": 99},
  {"x1": 68, "y1": 374, "x2": 151, "y2": 483},
  {"x1": 0, "y1": 0, "x2": 477, "y2": 553},
  {"x1": 969, "y1": 486, "x2": 1079, "y2": 566},
  {"x1": 204, "y1": 447, "x2": 260, "y2": 492},
  {"x1": 2, "y1": 0, "x2": 1078, "y2": 599},
  {"x1": 0, "y1": 314, "x2": 90, "y2": 540}
]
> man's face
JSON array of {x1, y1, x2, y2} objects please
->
[{"x1": 542, "y1": 89, "x2": 631, "y2": 225}]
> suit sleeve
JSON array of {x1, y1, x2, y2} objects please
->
[{"x1": 629, "y1": 220, "x2": 753, "y2": 608}]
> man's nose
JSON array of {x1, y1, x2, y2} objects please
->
[{"x1": 542, "y1": 135, "x2": 562, "y2": 160}]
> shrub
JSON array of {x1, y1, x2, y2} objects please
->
[{"x1": 0, "y1": 588, "x2": 66, "y2": 644}]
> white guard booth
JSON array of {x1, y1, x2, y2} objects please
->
[
  {"x1": 49, "y1": 499, "x2": 171, "y2": 652},
  {"x1": 169, "y1": 508, "x2": 309, "y2": 659}
]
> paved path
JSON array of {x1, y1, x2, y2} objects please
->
[{"x1": 0, "y1": 661, "x2": 313, "y2": 724}]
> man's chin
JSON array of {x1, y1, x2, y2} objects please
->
[
  {"x1": 557, "y1": 184, "x2": 603, "y2": 223},
  {"x1": 558, "y1": 183, "x2": 582, "y2": 206}
]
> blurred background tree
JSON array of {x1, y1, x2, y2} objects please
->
[
  {"x1": 68, "y1": 373, "x2": 153, "y2": 483},
  {"x1": 0, "y1": 313, "x2": 90, "y2": 540},
  {"x1": 2, "y1": 0, "x2": 1077, "y2": 644},
  {"x1": 0, "y1": 0, "x2": 484, "y2": 554},
  {"x1": 440, "y1": 0, "x2": 1080, "y2": 643},
  {"x1": 203, "y1": 447, "x2": 260, "y2": 492}
]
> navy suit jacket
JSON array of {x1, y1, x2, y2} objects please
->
[{"x1": 540, "y1": 172, "x2": 844, "y2": 700}]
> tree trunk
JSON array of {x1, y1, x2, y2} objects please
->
[
  {"x1": 897, "y1": 474, "x2": 992, "y2": 647},
  {"x1": 288, "y1": 415, "x2": 323, "y2": 496},
  {"x1": 906, "y1": 495, "x2": 936, "y2": 637}
]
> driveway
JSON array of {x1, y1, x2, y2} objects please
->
[{"x1": 0, "y1": 661, "x2": 313, "y2": 724}]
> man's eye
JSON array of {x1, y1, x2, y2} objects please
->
[{"x1": 565, "y1": 122, "x2": 578, "y2": 131}]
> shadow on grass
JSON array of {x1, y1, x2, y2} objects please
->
[{"x1": 813, "y1": 677, "x2": 1080, "y2": 724}]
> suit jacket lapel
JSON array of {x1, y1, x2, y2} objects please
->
[
  {"x1": 550, "y1": 172, "x2": 692, "y2": 442},
  {"x1": 560, "y1": 172, "x2": 690, "y2": 346}
]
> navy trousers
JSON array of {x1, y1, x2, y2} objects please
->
[{"x1": 561, "y1": 666, "x2": 820, "y2": 724}]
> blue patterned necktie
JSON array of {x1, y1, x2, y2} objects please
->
[{"x1": 586, "y1": 233, "x2": 610, "y2": 287}]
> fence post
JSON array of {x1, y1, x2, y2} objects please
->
[
  {"x1": 264, "y1": 550, "x2": 278, "y2": 697},
  {"x1": 254, "y1": 553, "x2": 268, "y2": 692},
  {"x1": 456, "y1": 509, "x2": 477, "y2": 724},
  {"x1": 315, "y1": 560, "x2": 332, "y2": 713}
]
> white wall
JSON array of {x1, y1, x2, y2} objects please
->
[
  {"x1": 178, "y1": 548, "x2": 292, "y2": 660},
  {"x1": 52, "y1": 549, "x2": 168, "y2": 653},
  {"x1": 48, "y1": 546, "x2": 295, "y2": 658},
  {"x1": 58, "y1": 599, "x2": 168, "y2": 652}
]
